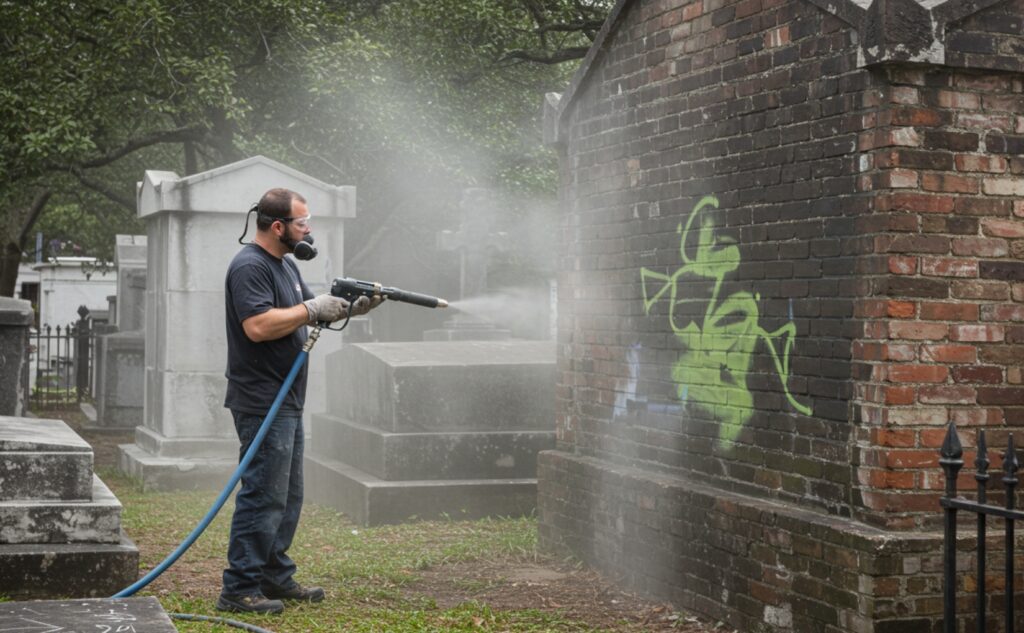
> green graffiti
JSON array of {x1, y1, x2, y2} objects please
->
[{"x1": 641, "y1": 195, "x2": 812, "y2": 445}]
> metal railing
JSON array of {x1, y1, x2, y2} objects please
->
[
  {"x1": 940, "y1": 422, "x2": 1021, "y2": 633},
  {"x1": 24, "y1": 305, "x2": 99, "y2": 409}
]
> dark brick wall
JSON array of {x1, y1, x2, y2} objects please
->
[
  {"x1": 555, "y1": 0, "x2": 875, "y2": 518},
  {"x1": 543, "y1": 0, "x2": 1024, "y2": 629},
  {"x1": 946, "y1": 0, "x2": 1024, "y2": 73}
]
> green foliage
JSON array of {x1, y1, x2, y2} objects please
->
[{"x1": 1, "y1": 0, "x2": 609, "y2": 281}]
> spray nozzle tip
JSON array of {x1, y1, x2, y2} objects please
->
[{"x1": 436, "y1": 298, "x2": 449, "y2": 308}]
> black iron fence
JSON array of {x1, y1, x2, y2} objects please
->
[
  {"x1": 24, "y1": 305, "x2": 100, "y2": 409},
  {"x1": 941, "y1": 422, "x2": 1022, "y2": 633}
]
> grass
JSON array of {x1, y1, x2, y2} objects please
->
[{"x1": 97, "y1": 468, "x2": 601, "y2": 632}]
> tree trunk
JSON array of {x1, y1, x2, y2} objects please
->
[
  {"x1": 0, "y1": 241, "x2": 22, "y2": 298},
  {"x1": 0, "y1": 189, "x2": 52, "y2": 297}
]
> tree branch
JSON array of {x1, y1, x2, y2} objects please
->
[
  {"x1": 70, "y1": 169, "x2": 135, "y2": 211},
  {"x1": 531, "y1": 20, "x2": 606, "y2": 35},
  {"x1": 16, "y1": 190, "x2": 53, "y2": 248},
  {"x1": 79, "y1": 126, "x2": 205, "y2": 169},
  {"x1": 499, "y1": 47, "x2": 591, "y2": 64}
]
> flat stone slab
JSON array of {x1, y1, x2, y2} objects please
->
[
  {"x1": 325, "y1": 341, "x2": 555, "y2": 433},
  {"x1": 0, "y1": 416, "x2": 93, "y2": 501},
  {"x1": 118, "y1": 443, "x2": 235, "y2": 492},
  {"x1": 0, "y1": 597, "x2": 174, "y2": 631},
  {"x1": 0, "y1": 476, "x2": 123, "y2": 544},
  {"x1": 306, "y1": 453, "x2": 538, "y2": 525},
  {"x1": 311, "y1": 413, "x2": 555, "y2": 480},
  {"x1": 0, "y1": 534, "x2": 139, "y2": 599}
]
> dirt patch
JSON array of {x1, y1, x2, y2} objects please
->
[{"x1": 403, "y1": 558, "x2": 728, "y2": 632}]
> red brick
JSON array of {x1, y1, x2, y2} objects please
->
[
  {"x1": 953, "y1": 365, "x2": 1003, "y2": 384},
  {"x1": 888, "y1": 364, "x2": 949, "y2": 383},
  {"x1": 886, "y1": 301, "x2": 916, "y2": 318},
  {"x1": 885, "y1": 386, "x2": 917, "y2": 405},
  {"x1": 955, "y1": 154, "x2": 1008, "y2": 173},
  {"x1": 885, "y1": 343, "x2": 917, "y2": 361},
  {"x1": 854, "y1": 300, "x2": 887, "y2": 318},
  {"x1": 981, "y1": 304, "x2": 1024, "y2": 322},
  {"x1": 937, "y1": 90, "x2": 980, "y2": 109},
  {"x1": 977, "y1": 387, "x2": 1024, "y2": 405},
  {"x1": 950, "y1": 408, "x2": 1004, "y2": 425},
  {"x1": 889, "y1": 322, "x2": 948, "y2": 340},
  {"x1": 982, "y1": 218, "x2": 1024, "y2": 238},
  {"x1": 861, "y1": 491, "x2": 942, "y2": 513},
  {"x1": 919, "y1": 302, "x2": 980, "y2": 321},
  {"x1": 873, "y1": 428, "x2": 917, "y2": 447},
  {"x1": 885, "y1": 450, "x2": 940, "y2": 469},
  {"x1": 887, "y1": 406, "x2": 948, "y2": 425},
  {"x1": 865, "y1": 469, "x2": 917, "y2": 489},
  {"x1": 921, "y1": 173, "x2": 979, "y2": 194},
  {"x1": 682, "y1": 0, "x2": 703, "y2": 21},
  {"x1": 875, "y1": 193, "x2": 954, "y2": 213},
  {"x1": 920, "y1": 344, "x2": 977, "y2": 363},
  {"x1": 958, "y1": 113, "x2": 1014, "y2": 131},
  {"x1": 852, "y1": 341, "x2": 885, "y2": 360},
  {"x1": 950, "y1": 324, "x2": 1005, "y2": 342},
  {"x1": 919, "y1": 385, "x2": 976, "y2": 404},
  {"x1": 891, "y1": 107, "x2": 946, "y2": 127},
  {"x1": 984, "y1": 178, "x2": 1024, "y2": 196},
  {"x1": 888, "y1": 256, "x2": 917, "y2": 275},
  {"x1": 951, "y1": 237, "x2": 1009, "y2": 258},
  {"x1": 920, "y1": 428, "x2": 953, "y2": 449},
  {"x1": 952, "y1": 281, "x2": 1010, "y2": 301},
  {"x1": 955, "y1": 197, "x2": 1013, "y2": 216},
  {"x1": 920, "y1": 258, "x2": 978, "y2": 278}
]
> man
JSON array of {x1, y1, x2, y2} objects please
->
[{"x1": 219, "y1": 188, "x2": 377, "y2": 614}]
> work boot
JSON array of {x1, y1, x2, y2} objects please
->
[
  {"x1": 260, "y1": 581, "x2": 326, "y2": 603},
  {"x1": 216, "y1": 592, "x2": 285, "y2": 614}
]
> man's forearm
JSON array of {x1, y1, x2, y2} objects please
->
[{"x1": 241, "y1": 304, "x2": 310, "y2": 342}]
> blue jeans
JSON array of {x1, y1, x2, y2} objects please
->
[{"x1": 222, "y1": 409, "x2": 305, "y2": 595}]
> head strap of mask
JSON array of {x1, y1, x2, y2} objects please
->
[{"x1": 237, "y1": 202, "x2": 318, "y2": 261}]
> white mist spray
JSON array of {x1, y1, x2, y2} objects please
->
[{"x1": 448, "y1": 285, "x2": 554, "y2": 339}]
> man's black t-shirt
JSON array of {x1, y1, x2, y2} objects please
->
[{"x1": 224, "y1": 243, "x2": 314, "y2": 415}]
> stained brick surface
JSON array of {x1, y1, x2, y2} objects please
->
[{"x1": 541, "y1": 0, "x2": 1024, "y2": 630}]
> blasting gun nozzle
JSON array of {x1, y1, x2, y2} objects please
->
[{"x1": 437, "y1": 298, "x2": 449, "y2": 308}]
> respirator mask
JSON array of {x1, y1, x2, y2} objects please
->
[{"x1": 238, "y1": 203, "x2": 319, "y2": 261}]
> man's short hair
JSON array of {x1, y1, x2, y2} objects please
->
[{"x1": 255, "y1": 188, "x2": 306, "y2": 230}]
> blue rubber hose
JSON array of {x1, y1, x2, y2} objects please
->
[{"x1": 112, "y1": 344, "x2": 311, "y2": 598}]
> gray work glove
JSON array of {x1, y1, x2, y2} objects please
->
[
  {"x1": 303, "y1": 294, "x2": 351, "y2": 324},
  {"x1": 349, "y1": 294, "x2": 383, "y2": 316}
]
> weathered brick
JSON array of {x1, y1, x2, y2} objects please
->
[
  {"x1": 952, "y1": 365, "x2": 1003, "y2": 384},
  {"x1": 919, "y1": 385, "x2": 976, "y2": 404},
  {"x1": 951, "y1": 237, "x2": 1009, "y2": 257},
  {"x1": 977, "y1": 387, "x2": 1024, "y2": 405},
  {"x1": 889, "y1": 322, "x2": 947, "y2": 340},
  {"x1": 954, "y1": 154, "x2": 1007, "y2": 173},
  {"x1": 921, "y1": 173, "x2": 979, "y2": 194},
  {"x1": 980, "y1": 260, "x2": 1024, "y2": 281},
  {"x1": 983, "y1": 177, "x2": 1024, "y2": 196},
  {"x1": 949, "y1": 324, "x2": 1005, "y2": 342},
  {"x1": 981, "y1": 218, "x2": 1024, "y2": 238},
  {"x1": 920, "y1": 344, "x2": 977, "y2": 363},
  {"x1": 887, "y1": 365, "x2": 949, "y2": 383},
  {"x1": 981, "y1": 304, "x2": 1024, "y2": 321},
  {"x1": 919, "y1": 257, "x2": 978, "y2": 278},
  {"x1": 918, "y1": 302, "x2": 979, "y2": 321}
]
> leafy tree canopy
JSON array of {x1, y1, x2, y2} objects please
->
[{"x1": 1, "y1": 0, "x2": 611, "y2": 295}]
